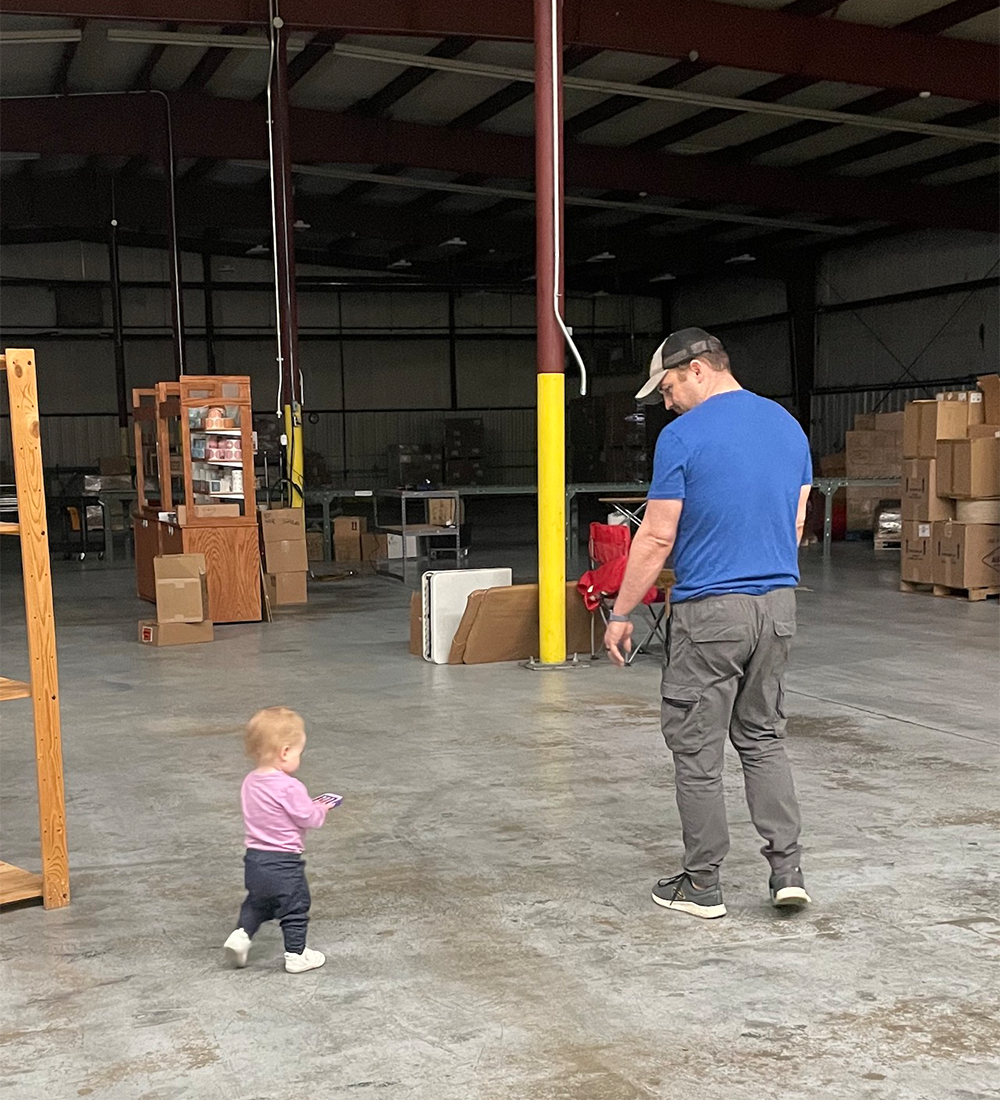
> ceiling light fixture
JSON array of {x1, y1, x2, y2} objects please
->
[
  {"x1": 293, "y1": 219, "x2": 311, "y2": 230},
  {"x1": 586, "y1": 251, "x2": 616, "y2": 263},
  {"x1": 439, "y1": 236, "x2": 467, "y2": 247},
  {"x1": 0, "y1": 30, "x2": 83, "y2": 45},
  {"x1": 649, "y1": 272, "x2": 677, "y2": 282},
  {"x1": 724, "y1": 253, "x2": 756, "y2": 264},
  {"x1": 246, "y1": 244, "x2": 269, "y2": 255},
  {"x1": 387, "y1": 258, "x2": 412, "y2": 269},
  {"x1": 919, "y1": 90, "x2": 932, "y2": 98}
]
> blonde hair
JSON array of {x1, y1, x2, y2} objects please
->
[{"x1": 245, "y1": 706, "x2": 305, "y2": 764}]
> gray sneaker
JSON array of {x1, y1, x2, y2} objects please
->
[
  {"x1": 769, "y1": 868, "x2": 812, "y2": 908},
  {"x1": 651, "y1": 873, "x2": 726, "y2": 919}
]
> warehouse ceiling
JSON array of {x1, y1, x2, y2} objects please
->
[{"x1": 0, "y1": 0, "x2": 997, "y2": 292}]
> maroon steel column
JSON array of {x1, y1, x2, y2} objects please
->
[
  {"x1": 270, "y1": 16, "x2": 300, "y2": 409},
  {"x1": 534, "y1": 0, "x2": 567, "y2": 664}
]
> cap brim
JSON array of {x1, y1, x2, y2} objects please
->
[{"x1": 635, "y1": 371, "x2": 665, "y2": 404}]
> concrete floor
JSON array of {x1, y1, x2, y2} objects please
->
[{"x1": 0, "y1": 544, "x2": 997, "y2": 1099}]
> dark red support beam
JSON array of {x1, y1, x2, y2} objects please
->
[
  {"x1": 1, "y1": 93, "x2": 995, "y2": 232},
  {"x1": 4, "y1": 0, "x2": 997, "y2": 103}
]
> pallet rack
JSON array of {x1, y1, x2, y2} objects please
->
[{"x1": 0, "y1": 349, "x2": 70, "y2": 909}]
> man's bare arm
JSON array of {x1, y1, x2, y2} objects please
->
[
  {"x1": 795, "y1": 484, "x2": 811, "y2": 546},
  {"x1": 612, "y1": 499, "x2": 682, "y2": 616}
]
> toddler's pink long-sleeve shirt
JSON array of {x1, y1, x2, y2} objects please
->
[{"x1": 242, "y1": 771, "x2": 327, "y2": 852}]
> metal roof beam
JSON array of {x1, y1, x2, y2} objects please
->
[
  {"x1": 3, "y1": 0, "x2": 997, "y2": 103},
  {"x1": 0, "y1": 93, "x2": 994, "y2": 231}
]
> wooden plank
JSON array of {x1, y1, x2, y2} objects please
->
[
  {"x1": 0, "y1": 677, "x2": 31, "y2": 701},
  {"x1": 5, "y1": 349, "x2": 70, "y2": 910},
  {"x1": 932, "y1": 584, "x2": 1000, "y2": 602},
  {"x1": 0, "y1": 522, "x2": 20, "y2": 535},
  {"x1": 0, "y1": 861, "x2": 44, "y2": 906}
]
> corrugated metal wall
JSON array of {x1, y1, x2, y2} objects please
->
[{"x1": 809, "y1": 382, "x2": 978, "y2": 458}]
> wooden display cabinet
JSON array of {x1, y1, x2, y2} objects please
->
[{"x1": 131, "y1": 375, "x2": 261, "y2": 623}]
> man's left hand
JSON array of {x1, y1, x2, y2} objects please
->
[{"x1": 604, "y1": 618, "x2": 634, "y2": 667}]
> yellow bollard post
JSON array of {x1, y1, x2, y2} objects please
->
[
  {"x1": 537, "y1": 372, "x2": 566, "y2": 664},
  {"x1": 283, "y1": 401, "x2": 304, "y2": 508}
]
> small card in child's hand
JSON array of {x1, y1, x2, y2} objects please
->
[{"x1": 313, "y1": 793, "x2": 343, "y2": 808}]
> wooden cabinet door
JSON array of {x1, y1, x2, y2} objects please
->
[{"x1": 133, "y1": 516, "x2": 160, "y2": 602}]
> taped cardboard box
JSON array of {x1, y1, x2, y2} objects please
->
[
  {"x1": 448, "y1": 582, "x2": 600, "y2": 665},
  {"x1": 138, "y1": 619, "x2": 214, "y2": 647},
  {"x1": 904, "y1": 400, "x2": 975, "y2": 460},
  {"x1": 260, "y1": 507, "x2": 305, "y2": 542},
  {"x1": 306, "y1": 531, "x2": 325, "y2": 561},
  {"x1": 901, "y1": 521, "x2": 934, "y2": 585},
  {"x1": 334, "y1": 516, "x2": 367, "y2": 561},
  {"x1": 977, "y1": 373, "x2": 999, "y2": 425},
  {"x1": 932, "y1": 522, "x2": 1000, "y2": 590},
  {"x1": 846, "y1": 486, "x2": 895, "y2": 532},
  {"x1": 409, "y1": 591, "x2": 422, "y2": 656},
  {"x1": 264, "y1": 538, "x2": 309, "y2": 573},
  {"x1": 175, "y1": 503, "x2": 241, "y2": 523},
  {"x1": 853, "y1": 413, "x2": 877, "y2": 431},
  {"x1": 153, "y1": 553, "x2": 208, "y2": 624},
  {"x1": 939, "y1": 437, "x2": 1000, "y2": 499},
  {"x1": 845, "y1": 430, "x2": 903, "y2": 478},
  {"x1": 900, "y1": 459, "x2": 954, "y2": 523},
  {"x1": 264, "y1": 571, "x2": 308, "y2": 606}
]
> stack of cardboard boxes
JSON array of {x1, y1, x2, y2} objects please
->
[
  {"x1": 442, "y1": 418, "x2": 485, "y2": 486},
  {"x1": 138, "y1": 553, "x2": 214, "y2": 646},
  {"x1": 900, "y1": 375, "x2": 1000, "y2": 595},
  {"x1": 843, "y1": 410, "x2": 904, "y2": 531},
  {"x1": 334, "y1": 515, "x2": 390, "y2": 570},
  {"x1": 261, "y1": 508, "x2": 309, "y2": 606}
]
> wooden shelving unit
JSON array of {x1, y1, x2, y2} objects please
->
[{"x1": 0, "y1": 349, "x2": 70, "y2": 910}]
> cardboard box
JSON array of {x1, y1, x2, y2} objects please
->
[
  {"x1": 444, "y1": 458, "x2": 485, "y2": 485},
  {"x1": 846, "y1": 486, "x2": 896, "y2": 532},
  {"x1": 447, "y1": 582, "x2": 599, "y2": 665},
  {"x1": 969, "y1": 424, "x2": 1000, "y2": 439},
  {"x1": 819, "y1": 452, "x2": 846, "y2": 477},
  {"x1": 875, "y1": 411, "x2": 905, "y2": 432},
  {"x1": 956, "y1": 499, "x2": 1000, "y2": 524},
  {"x1": 264, "y1": 538, "x2": 309, "y2": 573},
  {"x1": 99, "y1": 455, "x2": 131, "y2": 476},
  {"x1": 978, "y1": 374, "x2": 1000, "y2": 425},
  {"x1": 306, "y1": 531, "x2": 325, "y2": 561},
  {"x1": 905, "y1": 400, "x2": 974, "y2": 460},
  {"x1": 409, "y1": 591, "x2": 422, "y2": 656},
  {"x1": 153, "y1": 554, "x2": 208, "y2": 624},
  {"x1": 260, "y1": 508, "x2": 305, "y2": 542},
  {"x1": 900, "y1": 459, "x2": 955, "y2": 523},
  {"x1": 901, "y1": 521, "x2": 934, "y2": 584},
  {"x1": 853, "y1": 413, "x2": 877, "y2": 431},
  {"x1": 175, "y1": 503, "x2": 241, "y2": 524},
  {"x1": 386, "y1": 532, "x2": 419, "y2": 559},
  {"x1": 845, "y1": 430, "x2": 903, "y2": 478},
  {"x1": 138, "y1": 619, "x2": 214, "y2": 647},
  {"x1": 950, "y1": 437, "x2": 1000, "y2": 499},
  {"x1": 264, "y1": 571, "x2": 308, "y2": 606},
  {"x1": 333, "y1": 516, "x2": 367, "y2": 561},
  {"x1": 428, "y1": 498, "x2": 457, "y2": 527},
  {"x1": 362, "y1": 533, "x2": 388, "y2": 562},
  {"x1": 932, "y1": 522, "x2": 1000, "y2": 590}
]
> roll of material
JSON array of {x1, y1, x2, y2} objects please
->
[{"x1": 956, "y1": 499, "x2": 1000, "y2": 524}]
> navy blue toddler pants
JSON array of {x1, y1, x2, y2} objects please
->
[{"x1": 238, "y1": 848, "x2": 311, "y2": 954}]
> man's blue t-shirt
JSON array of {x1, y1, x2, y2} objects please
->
[{"x1": 649, "y1": 390, "x2": 812, "y2": 603}]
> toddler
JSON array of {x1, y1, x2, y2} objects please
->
[{"x1": 223, "y1": 706, "x2": 335, "y2": 974}]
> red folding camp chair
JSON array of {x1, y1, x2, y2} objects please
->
[{"x1": 578, "y1": 522, "x2": 668, "y2": 665}]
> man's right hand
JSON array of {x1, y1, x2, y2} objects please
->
[{"x1": 604, "y1": 619, "x2": 634, "y2": 667}]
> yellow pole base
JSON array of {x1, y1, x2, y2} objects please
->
[
  {"x1": 537, "y1": 372, "x2": 566, "y2": 664},
  {"x1": 283, "y1": 402, "x2": 304, "y2": 508}
]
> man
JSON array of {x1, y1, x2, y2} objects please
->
[{"x1": 604, "y1": 327, "x2": 812, "y2": 920}]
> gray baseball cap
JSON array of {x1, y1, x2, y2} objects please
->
[{"x1": 635, "y1": 327, "x2": 725, "y2": 404}]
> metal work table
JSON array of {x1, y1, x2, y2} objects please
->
[
  {"x1": 812, "y1": 477, "x2": 900, "y2": 558},
  {"x1": 55, "y1": 488, "x2": 138, "y2": 564},
  {"x1": 374, "y1": 489, "x2": 462, "y2": 578},
  {"x1": 303, "y1": 488, "x2": 376, "y2": 562}
]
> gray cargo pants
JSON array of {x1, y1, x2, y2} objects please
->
[{"x1": 660, "y1": 587, "x2": 803, "y2": 887}]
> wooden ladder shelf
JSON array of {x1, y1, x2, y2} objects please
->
[{"x1": 0, "y1": 350, "x2": 70, "y2": 909}]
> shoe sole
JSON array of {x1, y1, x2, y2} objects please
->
[
  {"x1": 651, "y1": 891, "x2": 726, "y2": 919},
  {"x1": 285, "y1": 961, "x2": 325, "y2": 974},
  {"x1": 772, "y1": 886, "x2": 811, "y2": 907}
]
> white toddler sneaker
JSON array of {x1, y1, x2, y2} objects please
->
[
  {"x1": 284, "y1": 947, "x2": 326, "y2": 974},
  {"x1": 223, "y1": 928, "x2": 251, "y2": 968}
]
